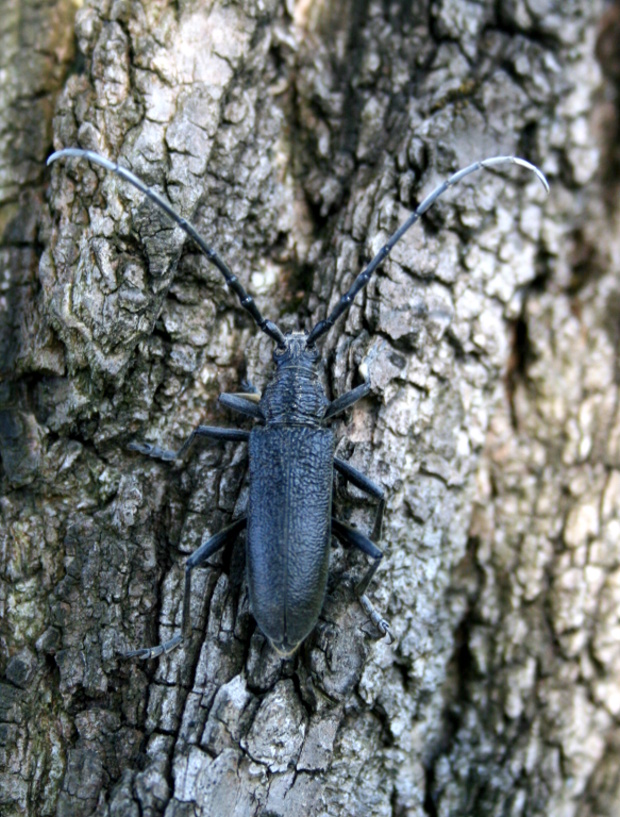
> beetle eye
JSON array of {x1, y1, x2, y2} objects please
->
[{"x1": 274, "y1": 346, "x2": 286, "y2": 356}]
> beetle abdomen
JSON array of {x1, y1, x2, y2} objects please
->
[{"x1": 247, "y1": 425, "x2": 334, "y2": 653}]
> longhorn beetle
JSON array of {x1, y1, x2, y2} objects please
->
[{"x1": 48, "y1": 147, "x2": 548, "y2": 656}]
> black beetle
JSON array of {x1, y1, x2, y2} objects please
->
[{"x1": 48, "y1": 148, "x2": 548, "y2": 656}]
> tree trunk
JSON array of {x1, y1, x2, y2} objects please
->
[{"x1": 1, "y1": 0, "x2": 617, "y2": 815}]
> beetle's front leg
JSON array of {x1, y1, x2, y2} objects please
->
[
  {"x1": 129, "y1": 425, "x2": 250, "y2": 461},
  {"x1": 324, "y1": 381, "x2": 370, "y2": 420},
  {"x1": 218, "y1": 392, "x2": 264, "y2": 420},
  {"x1": 123, "y1": 517, "x2": 247, "y2": 659},
  {"x1": 324, "y1": 341, "x2": 387, "y2": 421}
]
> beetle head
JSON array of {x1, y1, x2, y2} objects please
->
[{"x1": 273, "y1": 331, "x2": 319, "y2": 367}]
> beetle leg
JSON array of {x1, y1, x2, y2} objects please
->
[
  {"x1": 219, "y1": 393, "x2": 265, "y2": 420},
  {"x1": 224, "y1": 380, "x2": 261, "y2": 404},
  {"x1": 123, "y1": 517, "x2": 247, "y2": 660},
  {"x1": 326, "y1": 341, "x2": 389, "y2": 421},
  {"x1": 239, "y1": 379, "x2": 259, "y2": 395},
  {"x1": 334, "y1": 457, "x2": 385, "y2": 541},
  {"x1": 123, "y1": 633, "x2": 183, "y2": 660},
  {"x1": 128, "y1": 425, "x2": 249, "y2": 461},
  {"x1": 231, "y1": 392, "x2": 261, "y2": 403},
  {"x1": 331, "y1": 518, "x2": 392, "y2": 643},
  {"x1": 324, "y1": 381, "x2": 370, "y2": 420}
]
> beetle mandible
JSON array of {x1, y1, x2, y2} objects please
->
[{"x1": 48, "y1": 148, "x2": 548, "y2": 656}]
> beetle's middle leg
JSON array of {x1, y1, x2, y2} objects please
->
[
  {"x1": 124, "y1": 516, "x2": 247, "y2": 659},
  {"x1": 129, "y1": 425, "x2": 250, "y2": 461},
  {"x1": 332, "y1": 457, "x2": 391, "y2": 642},
  {"x1": 334, "y1": 457, "x2": 385, "y2": 540}
]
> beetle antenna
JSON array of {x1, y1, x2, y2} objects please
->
[
  {"x1": 47, "y1": 148, "x2": 287, "y2": 348},
  {"x1": 306, "y1": 155, "x2": 549, "y2": 345}
]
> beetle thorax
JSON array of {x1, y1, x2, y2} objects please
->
[{"x1": 259, "y1": 332, "x2": 328, "y2": 426}]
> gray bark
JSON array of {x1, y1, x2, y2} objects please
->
[{"x1": 1, "y1": 0, "x2": 616, "y2": 815}]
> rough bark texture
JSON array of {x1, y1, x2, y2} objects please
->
[{"x1": 0, "y1": 0, "x2": 616, "y2": 815}]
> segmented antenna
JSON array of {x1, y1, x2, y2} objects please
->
[
  {"x1": 306, "y1": 156, "x2": 549, "y2": 346},
  {"x1": 47, "y1": 148, "x2": 287, "y2": 348}
]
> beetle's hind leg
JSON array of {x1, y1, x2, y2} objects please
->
[
  {"x1": 123, "y1": 633, "x2": 182, "y2": 660},
  {"x1": 129, "y1": 425, "x2": 250, "y2": 461},
  {"x1": 332, "y1": 458, "x2": 391, "y2": 642},
  {"x1": 331, "y1": 518, "x2": 391, "y2": 642},
  {"x1": 123, "y1": 517, "x2": 247, "y2": 660}
]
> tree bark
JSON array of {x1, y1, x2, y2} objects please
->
[{"x1": 1, "y1": 0, "x2": 616, "y2": 815}]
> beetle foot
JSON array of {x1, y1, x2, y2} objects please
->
[
  {"x1": 357, "y1": 338, "x2": 388, "y2": 386},
  {"x1": 122, "y1": 633, "x2": 182, "y2": 660},
  {"x1": 358, "y1": 593, "x2": 393, "y2": 644},
  {"x1": 128, "y1": 441, "x2": 178, "y2": 461},
  {"x1": 239, "y1": 379, "x2": 259, "y2": 395},
  {"x1": 376, "y1": 618, "x2": 393, "y2": 644}
]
